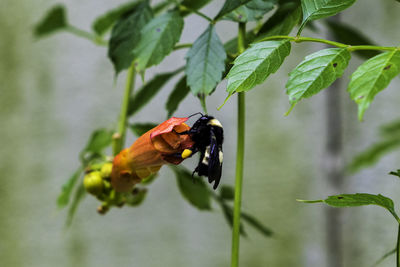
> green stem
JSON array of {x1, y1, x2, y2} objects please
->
[
  {"x1": 397, "y1": 224, "x2": 400, "y2": 267},
  {"x1": 174, "y1": 43, "x2": 193, "y2": 50},
  {"x1": 65, "y1": 25, "x2": 107, "y2": 46},
  {"x1": 257, "y1": 35, "x2": 399, "y2": 52},
  {"x1": 231, "y1": 22, "x2": 246, "y2": 267},
  {"x1": 179, "y1": 5, "x2": 213, "y2": 22},
  {"x1": 112, "y1": 62, "x2": 136, "y2": 155}
]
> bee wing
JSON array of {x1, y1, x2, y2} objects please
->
[{"x1": 208, "y1": 130, "x2": 222, "y2": 189}]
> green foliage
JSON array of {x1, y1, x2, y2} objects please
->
[
  {"x1": 165, "y1": 76, "x2": 190, "y2": 117},
  {"x1": 220, "y1": 185, "x2": 235, "y2": 200},
  {"x1": 257, "y1": 3, "x2": 301, "y2": 38},
  {"x1": 34, "y1": 5, "x2": 68, "y2": 37},
  {"x1": 172, "y1": 167, "x2": 212, "y2": 210},
  {"x1": 128, "y1": 68, "x2": 183, "y2": 116},
  {"x1": 299, "y1": 193, "x2": 400, "y2": 222},
  {"x1": 325, "y1": 20, "x2": 379, "y2": 59},
  {"x1": 133, "y1": 11, "x2": 184, "y2": 72},
  {"x1": 390, "y1": 170, "x2": 400, "y2": 178},
  {"x1": 286, "y1": 48, "x2": 351, "y2": 107},
  {"x1": 92, "y1": 1, "x2": 140, "y2": 36},
  {"x1": 129, "y1": 122, "x2": 158, "y2": 136},
  {"x1": 57, "y1": 167, "x2": 83, "y2": 208},
  {"x1": 240, "y1": 212, "x2": 273, "y2": 237},
  {"x1": 215, "y1": 0, "x2": 254, "y2": 20},
  {"x1": 348, "y1": 50, "x2": 400, "y2": 120},
  {"x1": 186, "y1": 25, "x2": 226, "y2": 96},
  {"x1": 66, "y1": 184, "x2": 87, "y2": 227},
  {"x1": 108, "y1": 1, "x2": 153, "y2": 74},
  {"x1": 372, "y1": 248, "x2": 396, "y2": 267},
  {"x1": 348, "y1": 138, "x2": 400, "y2": 173},
  {"x1": 79, "y1": 128, "x2": 114, "y2": 163},
  {"x1": 223, "y1": 0, "x2": 276, "y2": 23},
  {"x1": 298, "y1": 0, "x2": 357, "y2": 35},
  {"x1": 226, "y1": 40, "x2": 291, "y2": 93}
]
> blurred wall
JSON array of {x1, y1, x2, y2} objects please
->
[{"x1": 1, "y1": 0, "x2": 400, "y2": 266}]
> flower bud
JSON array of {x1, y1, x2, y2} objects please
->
[
  {"x1": 83, "y1": 171, "x2": 103, "y2": 196},
  {"x1": 100, "y1": 162, "x2": 113, "y2": 178}
]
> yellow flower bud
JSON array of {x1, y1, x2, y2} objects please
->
[
  {"x1": 83, "y1": 171, "x2": 103, "y2": 196},
  {"x1": 100, "y1": 162, "x2": 113, "y2": 178}
]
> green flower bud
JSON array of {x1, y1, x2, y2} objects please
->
[
  {"x1": 83, "y1": 171, "x2": 103, "y2": 196},
  {"x1": 100, "y1": 163, "x2": 113, "y2": 178}
]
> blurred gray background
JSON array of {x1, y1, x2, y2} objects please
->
[{"x1": 1, "y1": 0, "x2": 400, "y2": 266}]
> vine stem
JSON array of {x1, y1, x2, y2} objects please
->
[
  {"x1": 397, "y1": 224, "x2": 400, "y2": 267},
  {"x1": 231, "y1": 22, "x2": 246, "y2": 267},
  {"x1": 112, "y1": 62, "x2": 136, "y2": 155},
  {"x1": 257, "y1": 35, "x2": 398, "y2": 52}
]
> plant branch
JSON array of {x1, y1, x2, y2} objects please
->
[
  {"x1": 257, "y1": 35, "x2": 398, "y2": 52},
  {"x1": 65, "y1": 25, "x2": 107, "y2": 46},
  {"x1": 397, "y1": 224, "x2": 400, "y2": 267},
  {"x1": 112, "y1": 62, "x2": 136, "y2": 155},
  {"x1": 174, "y1": 43, "x2": 193, "y2": 50},
  {"x1": 231, "y1": 22, "x2": 246, "y2": 267}
]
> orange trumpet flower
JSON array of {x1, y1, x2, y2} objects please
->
[{"x1": 111, "y1": 117, "x2": 194, "y2": 192}]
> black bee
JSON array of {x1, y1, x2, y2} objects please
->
[{"x1": 179, "y1": 114, "x2": 224, "y2": 189}]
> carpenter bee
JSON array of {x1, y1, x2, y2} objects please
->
[{"x1": 178, "y1": 114, "x2": 224, "y2": 189}]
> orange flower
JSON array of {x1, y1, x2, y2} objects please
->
[{"x1": 111, "y1": 117, "x2": 194, "y2": 192}]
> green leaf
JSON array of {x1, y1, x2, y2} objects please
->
[
  {"x1": 133, "y1": 11, "x2": 184, "y2": 72},
  {"x1": 125, "y1": 188, "x2": 148, "y2": 206},
  {"x1": 241, "y1": 212, "x2": 273, "y2": 237},
  {"x1": 219, "y1": 185, "x2": 235, "y2": 200},
  {"x1": 286, "y1": 48, "x2": 351, "y2": 107},
  {"x1": 92, "y1": 1, "x2": 140, "y2": 36},
  {"x1": 172, "y1": 167, "x2": 212, "y2": 210},
  {"x1": 223, "y1": 0, "x2": 276, "y2": 23},
  {"x1": 186, "y1": 25, "x2": 226, "y2": 96},
  {"x1": 380, "y1": 119, "x2": 400, "y2": 137},
  {"x1": 220, "y1": 202, "x2": 247, "y2": 236},
  {"x1": 389, "y1": 170, "x2": 400, "y2": 178},
  {"x1": 347, "y1": 137, "x2": 400, "y2": 173},
  {"x1": 299, "y1": 193, "x2": 400, "y2": 221},
  {"x1": 348, "y1": 50, "x2": 400, "y2": 120},
  {"x1": 79, "y1": 128, "x2": 114, "y2": 162},
  {"x1": 226, "y1": 40, "x2": 291, "y2": 93},
  {"x1": 257, "y1": 3, "x2": 301, "y2": 38},
  {"x1": 165, "y1": 76, "x2": 190, "y2": 117},
  {"x1": 57, "y1": 167, "x2": 83, "y2": 208},
  {"x1": 325, "y1": 20, "x2": 379, "y2": 59},
  {"x1": 66, "y1": 183, "x2": 86, "y2": 227},
  {"x1": 215, "y1": 0, "x2": 253, "y2": 20},
  {"x1": 128, "y1": 69, "x2": 183, "y2": 116},
  {"x1": 372, "y1": 247, "x2": 396, "y2": 267},
  {"x1": 298, "y1": 0, "x2": 357, "y2": 35},
  {"x1": 129, "y1": 122, "x2": 158, "y2": 136},
  {"x1": 34, "y1": 5, "x2": 68, "y2": 37},
  {"x1": 108, "y1": 1, "x2": 153, "y2": 74}
]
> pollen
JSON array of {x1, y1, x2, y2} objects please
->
[{"x1": 181, "y1": 149, "x2": 193, "y2": 159}]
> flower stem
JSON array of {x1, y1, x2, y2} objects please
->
[
  {"x1": 231, "y1": 22, "x2": 246, "y2": 267},
  {"x1": 112, "y1": 62, "x2": 136, "y2": 155}
]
